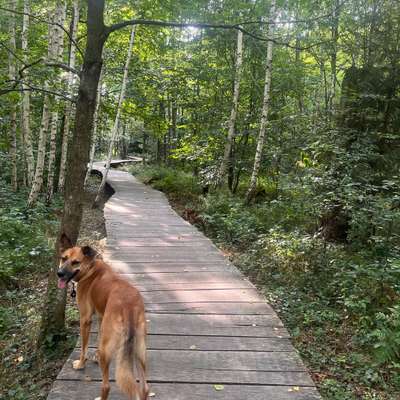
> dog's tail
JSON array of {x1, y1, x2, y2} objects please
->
[{"x1": 115, "y1": 317, "x2": 148, "y2": 400}]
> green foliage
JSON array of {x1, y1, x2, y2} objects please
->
[{"x1": 0, "y1": 178, "x2": 59, "y2": 286}]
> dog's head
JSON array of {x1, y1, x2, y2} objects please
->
[{"x1": 57, "y1": 234, "x2": 97, "y2": 289}]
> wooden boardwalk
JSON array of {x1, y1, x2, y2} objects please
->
[{"x1": 47, "y1": 165, "x2": 321, "y2": 399}]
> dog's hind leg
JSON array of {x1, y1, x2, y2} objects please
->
[{"x1": 97, "y1": 344, "x2": 112, "y2": 400}]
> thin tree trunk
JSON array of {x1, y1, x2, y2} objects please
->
[
  {"x1": 39, "y1": 0, "x2": 106, "y2": 342},
  {"x1": 46, "y1": 1, "x2": 66, "y2": 203},
  {"x1": 94, "y1": 26, "x2": 135, "y2": 205},
  {"x1": 246, "y1": 0, "x2": 277, "y2": 203},
  {"x1": 217, "y1": 29, "x2": 243, "y2": 188},
  {"x1": 21, "y1": 0, "x2": 35, "y2": 186},
  {"x1": 58, "y1": 0, "x2": 80, "y2": 192},
  {"x1": 84, "y1": 68, "x2": 103, "y2": 186},
  {"x1": 28, "y1": 9, "x2": 59, "y2": 206},
  {"x1": 329, "y1": 0, "x2": 340, "y2": 114},
  {"x1": 8, "y1": 0, "x2": 17, "y2": 191}
]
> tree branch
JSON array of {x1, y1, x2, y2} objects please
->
[
  {"x1": 0, "y1": 79, "x2": 76, "y2": 102},
  {"x1": 107, "y1": 19, "x2": 329, "y2": 51},
  {"x1": 0, "y1": 6, "x2": 84, "y2": 58},
  {"x1": 45, "y1": 62, "x2": 80, "y2": 77}
]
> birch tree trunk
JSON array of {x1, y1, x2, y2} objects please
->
[
  {"x1": 46, "y1": 1, "x2": 66, "y2": 203},
  {"x1": 246, "y1": 0, "x2": 277, "y2": 203},
  {"x1": 8, "y1": 0, "x2": 17, "y2": 191},
  {"x1": 58, "y1": 0, "x2": 79, "y2": 192},
  {"x1": 21, "y1": 0, "x2": 35, "y2": 186},
  {"x1": 94, "y1": 26, "x2": 135, "y2": 205},
  {"x1": 216, "y1": 29, "x2": 243, "y2": 188},
  {"x1": 329, "y1": 0, "x2": 340, "y2": 114},
  {"x1": 84, "y1": 68, "x2": 103, "y2": 186},
  {"x1": 28, "y1": 9, "x2": 60, "y2": 206}
]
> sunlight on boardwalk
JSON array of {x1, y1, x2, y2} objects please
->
[{"x1": 47, "y1": 164, "x2": 320, "y2": 399}]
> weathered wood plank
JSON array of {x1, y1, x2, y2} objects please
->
[
  {"x1": 85, "y1": 333, "x2": 294, "y2": 351},
  {"x1": 48, "y1": 381, "x2": 321, "y2": 400},
  {"x1": 90, "y1": 313, "x2": 287, "y2": 337},
  {"x1": 144, "y1": 301, "x2": 273, "y2": 315},
  {"x1": 59, "y1": 349, "x2": 313, "y2": 386}
]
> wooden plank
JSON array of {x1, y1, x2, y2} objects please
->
[
  {"x1": 59, "y1": 349, "x2": 313, "y2": 386},
  {"x1": 90, "y1": 314, "x2": 287, "y2": 337},
  {"x1": 108, "y1": 262, "x2": 235, "y2": 274},
  {"x1": 48, "y1": 381, "x2": 321, "y2": 400},
  {"x1": 106, "y1": 238, "x2": 212, "y2": 247},
  {"x1": 141, "y1": 288, "x2": 265, "y2": 304},
  {"x1": 120, "y1": 271, "x2": 248, "y2": 285},
  {"x1": 85, "y1": 333, "x2": 294, "y2": 351},
  {"x1": 144, "y1": 301, "x2": 273, "y2": 315}
]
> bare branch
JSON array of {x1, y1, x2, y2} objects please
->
[
  {"x1": 106, "y1": 19, "x2": 328, "y2": 51},
  {"x1": 45, "y1": 62, "x2": 80, "y2": 76},
  {"x1": 0, "y1": 79, "x2": 76, "y2": 102}
]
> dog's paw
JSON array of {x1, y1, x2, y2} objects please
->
[
  {"x1": 94, "y1": 397, "x2": 101, "y2": 400},
  {"x1": 91, "y1": 350, "x2": 99, "y2": 363},
  {"x1": 72, "y1": 359, "x2": 86, "y2": 370}
]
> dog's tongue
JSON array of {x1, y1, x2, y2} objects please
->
[{"x1": 58, "y1": 279, "x2": 66, "y2": 289}]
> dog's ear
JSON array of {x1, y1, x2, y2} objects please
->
[
  {"x1": 82, "y1": 246, "x2": 97, "y2": 259},
  {"x1": 59, "y1": 233, "x2": 73, "y2": 253}
]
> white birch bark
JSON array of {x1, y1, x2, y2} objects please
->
[
  {"x1": 21, "y1": 0, "x2": 35, "y2": 186},
  {"x1": 8, "y1": 0, "x2": 17, "y2": 191},
  {"x1": 84, "y1": 68, "x2": 103, "y2": 186},
  {"x1": 58, "y1": 0, "x2": 79, "y2": 192},
  {"x1": 217, "y1": 28, "x2": 243, "y2": 187},
  {"x1": 246, "y1": 0, "x2": 277, "y2": 203},
  {"x1": 94, "y1": 27, "x2": 136, "y2": 204},
  {"x1": 28, "y1": 7, "x2": 61, "y2": 206},
  {"x1": 46, "y1": 1, "x2": 66, "y2": 203}
]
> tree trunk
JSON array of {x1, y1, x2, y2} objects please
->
[
  {"x1": 246, "y1": 0, "x2": 277, "y2": 203},
  {"x1": 217, "y1": 29, "x2": 243, "y2": 188},
  {"x1": 8, "y1": 0, "x2": 17, "y2": 191},
  {"x1": 21, "y1": 0, "x2": 35, "y2": 186},
  {"x1": 46, "y1": 1, "x2": 66, "y2": 203},
  {"x1": 58, "y1": 0, "x2": 80, "y2": 192},
  {"x1": 85, "y1": 68, "x2": 103, "y2": 186},
  {"x1": 94, "y1": 26, "x2": 135, "y2": 205},
  {"x1": 39, "y1": 0, "x2": 107, "y2": 343},
  {"x1": 329, "y1": 0, "x2": 340, "y2": 114},
  {"x1": 28, "y1": 9, "x2": 60, "y2": 206}
]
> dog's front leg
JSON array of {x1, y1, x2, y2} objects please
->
[{"x1": 73, "y1": 314, "x2": 92, "y2": 370}]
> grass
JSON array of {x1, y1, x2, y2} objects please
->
[{"x1": 128, "y1": 163, "x2": 400, "y2": 400}]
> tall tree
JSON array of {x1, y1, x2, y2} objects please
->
[
  {"x1": 21, "y1": 0, "x2": 35, "y2": 186},
  {"x1": 93, "y1": 26, "x2": 136, "y2": 205},
  {"x1": 216, "y1": 28, "x2": 243, "y2": 189},
  {"x1": 46, "y1": 1, "x2": 66, "y2": 203},
  {"x1": 28, "y1": 7, "x2": 60, "y2": 206},
  {"x1": 39, "y1": 0, "x2": 107, "y2": 340},
  {"x1": 8, "y1": 0, "x2": 17, "y2": 191},
  {"x1": 58, "y1": 0, "x2": 80, "y2": 192},
  {"x1": 85, "y1": 68, "x2": 103, "y2": 186},
  {"x1": 246, "y1": 0, "x2": 277, "y2": 203}
]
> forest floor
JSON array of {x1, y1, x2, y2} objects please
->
[
  {"x1": 0, "y1": 175, "x2": 109, "y2": 400},
  {"x1": 125, "y1": 164, "x2": 400, "y2": 400}
]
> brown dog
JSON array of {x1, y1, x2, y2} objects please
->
[{"x1": 57, "y1": 234, "x2": 149, "y2": 400}]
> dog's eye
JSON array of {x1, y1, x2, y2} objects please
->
[{"x1": 72, "y1": 260, "x2": 80, "y2": 265}]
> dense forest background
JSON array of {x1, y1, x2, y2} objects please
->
[{"x1": 0, "y1": 0, "x2": 400, "y2": 399}]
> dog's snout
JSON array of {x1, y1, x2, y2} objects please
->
[{"x1": 57, "y1": 270, "x2": 65, "y2": 278}]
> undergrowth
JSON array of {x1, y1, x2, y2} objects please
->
[{"x1": 129, "y1": 163, "x2": 400, "y2": 400}]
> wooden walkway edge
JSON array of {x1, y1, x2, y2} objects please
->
[{"x1": 47, "y1": 164, "x2": 321, "y2": 399}]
